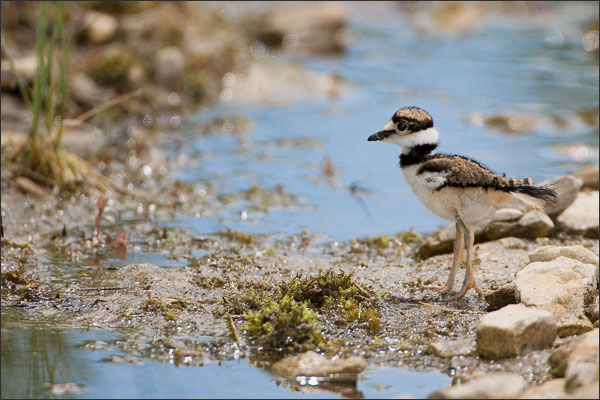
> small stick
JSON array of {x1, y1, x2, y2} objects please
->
[
  {"x1": 227, "y1": 313, "x2": 240, "y2": 343},
  {"x1": 72, "y1": 287, "x2": 130, "y2": 292},
  {"x1": 419, "y1": 301, "x2": 486, "y2": 314}
]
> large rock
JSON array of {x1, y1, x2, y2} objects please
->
[
  {"x1": 557, "y1": 191, "x2": 600, "y2": 238},
  {"x1": 476, "y1": 304, "x2": 557, "y2": 359},
  {"x1": 271, "y1": 351, "x2": 366, "y2": 383},
  {"x1": 428, "y1": 372, "x2": 526, "y2": 399},
  {"x1": 564, "y1": 329, "x2": 599, "y2": 393},
  {"x1": 516, "y1": 257, "x2": 597, "y2": 336},
  {"x1": 528, "y1": 245, "x2": 599, "y2": 279}
]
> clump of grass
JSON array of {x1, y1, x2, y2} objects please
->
[
  {"x1": 2, "y1": 2, "x2": 116, "y2": 193},
  {"x1": 244, "y1": 295, "x2": 325, "y2": 353},
  {"x1": 221, "y1": 269, "x2": 381, "y2": 353}
]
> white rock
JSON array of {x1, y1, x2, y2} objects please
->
[
  {"x1": 85, "y1": 11, "x2": 118, "y2": 44},
  {"x1": 70, "y1": 72, "x2": 103, "y2": 106},
  {"x1": 516, "y1": 257, "x2": 597, "y2": 336},
  {"x1": 528, "y1": 245, "x2": 599, "y2": 280},
  {"x1": 428, "y1": 372, "x2": 526, "y2": 399},
  {"x1": 476, "y1": 304, "x2": 557, "y2": 359},
  {"x1": 557, "y1": 191, "x2": 599, "y2": 236}
]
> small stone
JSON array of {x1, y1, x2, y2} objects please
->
[
  {"x1": 426, "y1": 337, "x2": 475, "y2": 358},
  {"x1": 1, "y1": 55, "x2": 37, "y2": 89},
  {"x1": 564, "y1": 329, "x2": 599, "y2": 393},
  {"x1": 271, "y1": 351, "x2": 366, "y2": 383},
  {"x1": 154, "y1": 47, "x2": 185, "y2": 88},
  {"x1": 85, "y1": 11, "x2": 118, "y2": 44},
  {"x1": 538, "y1": 175, "x2": 582, "y2": 218},
  {"x1": 484, "y1": 281, "x2": 517, "y2": 311},
  {"x1": 516, "y1": 257, "x2": 597, "y2": 337},
  {"x1": 428, "y1": 372, "x2": 526, "y2": 399},
  {"x1": 476, "y1": 304, "x2": 556, "y2": 359},
  {"x1": 70, "y1": 72, "x2": 103, "y2": 106},
  {"x1": 515, "y1": 210, "x2": 554, "y2": 238},
  {"x1": 585, "y1": 295, "x2": 599, "y2": 324},
  {"x1": 557, "y1": 191, "x2": 600, "y2": 238}
]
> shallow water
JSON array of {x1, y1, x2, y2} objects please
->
[
  {"x1": 1, "y1": 311, "x2": 450, "y2": 399},
  {"x1": 165, "y1": 3, "x2": 598, "y2": 241}
]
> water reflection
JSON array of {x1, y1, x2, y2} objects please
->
[{"x1": 1, "y1": 311, "x2": 92, "y2": 399}]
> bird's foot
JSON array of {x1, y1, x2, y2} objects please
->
[
  {"x1": 449, "y1": 280, "x2": 483, "y2": 300},
  {"x1": 422, "y1": 284, "x2": 453, "y2": 294}
]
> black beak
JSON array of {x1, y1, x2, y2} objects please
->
[{"x1": 368, "y1": 130, "x2": 394, "y2": 142}]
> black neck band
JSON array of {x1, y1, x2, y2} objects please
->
[{"x1": 399, "y1": 143, "x2": 438, "y2": 167}]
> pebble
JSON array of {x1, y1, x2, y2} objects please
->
[{"x1": 270, "y1": 351, "x2": 366, "y2": 383}]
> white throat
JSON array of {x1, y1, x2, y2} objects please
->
[{"x1": 383, "y1": 127, "x2": 439, "y2": 154}]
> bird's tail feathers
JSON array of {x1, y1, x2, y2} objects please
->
[{"x1": 509, "y1": 184, "x2": 557, "y2": 212}]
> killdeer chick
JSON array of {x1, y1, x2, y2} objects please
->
[{"x1": 368, "y1": 106, "x2": 556, "y2": 299}]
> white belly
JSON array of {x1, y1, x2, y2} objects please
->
[{"x1": 402, "y1": 165, "x2": 498, "y2": 225}]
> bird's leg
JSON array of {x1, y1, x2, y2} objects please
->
[
  {"x1": 450, "y1": 222, "x2": 483, "y2": 300},
  {"x1": 424, "y1": 221, "x2": 463, "y2": 294}
]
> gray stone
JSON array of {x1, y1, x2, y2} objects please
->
[
  {"x1": 476, "y1": 304, "x2": 557, "y2": 359},
  {"x1": 428, "y1": 372, "x2": 526, "y2": 399},
  {"x1": 516, "y1": 257, "x2": 597, "y2": 337},
  {"x1": 271, "y1": 351, "x2": 366, "y2": 383},
  {"x1": 154, "y1": 47, "x2": 185, "y2": 88},
  {"x1": 557, "y1": 191, "x2": 600, "y2": 238},
  {"x1": 426, "y1": 337, "x2": 475, "y2": 358},
  {"x1": 539, "y1": 175, "x2": 582, "y2": 218},
  {"x1": 70, "y1": 72, "x2": 103, "y2": 106}
]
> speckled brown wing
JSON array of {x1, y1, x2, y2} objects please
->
[{"x1": 416, "y1": 154, "x2": 527, "y2": 190}]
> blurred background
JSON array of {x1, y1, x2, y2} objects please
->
[{"x1": 2, "y1": 1, "x2": 598, "y2": 240}]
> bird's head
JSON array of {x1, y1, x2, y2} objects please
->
[{"x1": 368, "y1": 106, "x2": 439, "y2": 151}]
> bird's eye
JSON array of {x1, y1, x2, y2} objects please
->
[{"x1": 397, "y1": 123, "x2": 407, "y2": 132}]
